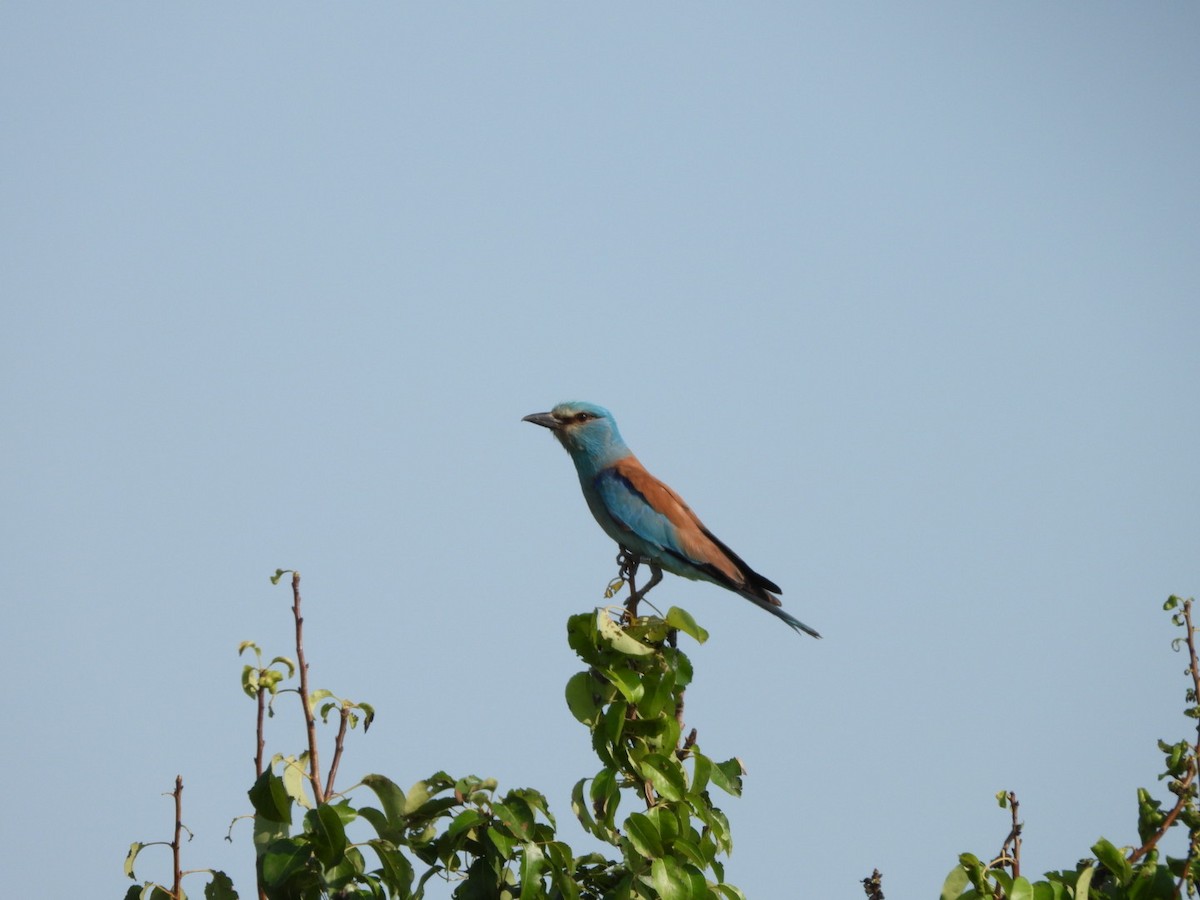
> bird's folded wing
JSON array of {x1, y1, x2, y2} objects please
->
[{"x1": 594, "y1": 458, "x2": 743, "y2": 585}]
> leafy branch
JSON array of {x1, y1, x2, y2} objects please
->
[
  {"x1": 123, "y1": 775, "x2": 235, "y2": 900},
  {"x1": 942, "y1": 595, "x2": 1200, "y2": 900}
]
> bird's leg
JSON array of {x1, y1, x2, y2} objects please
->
[
  {"x1": 616, "y1": 546, "x2": 639, "y2": 596},
  {"x1": 624, "y1": 562, "x2": 663, "y2": 620}
]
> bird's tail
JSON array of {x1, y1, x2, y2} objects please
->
[{"x1": 745, "y1": 591, "x2": 822, "y2": 639}]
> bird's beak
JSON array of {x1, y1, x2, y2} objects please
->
[{"x1": 522, "y1": 411, "x2": 560, "y2": 430}]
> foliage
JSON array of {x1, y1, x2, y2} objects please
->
[
  {"x1": 123, "y1": 580, "x2": 1200, "y2": 899},
  {"x1": 941, "y1": 595, "x2": 1200, "y2": 900},
  {"x1": 124, "y1": 571, "x2": 747, "y2": 899}
]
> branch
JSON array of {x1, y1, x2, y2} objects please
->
[
  {"x1": 172, "y1": 775, "x2": 183, "y2": 900},
  {"x1": 1130, "y1": 598, "x2": 1200, "y2": 866},
  {"x1": 997, "y1": 791, "x2": 1021, "y2": 879},
  {"x1": 861, "y1": 868, "x2": 884, "y2": 900},
  {"x1": 326, "y1": 706, "x2": 350, "y2": 797},
  {"x1": 291, "y1": 571, "x2": 324, "y2": 804},
  {"x1": 255, "y1": 686, "x2": 266, "y2": 779}
]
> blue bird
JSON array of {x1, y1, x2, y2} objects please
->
[{"x1": 523, "y1": 401, "x2": 821, "y2": 638}]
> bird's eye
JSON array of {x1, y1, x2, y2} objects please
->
[{"x1": 573, "y1": 412, "x2": 594, "y2": 422}]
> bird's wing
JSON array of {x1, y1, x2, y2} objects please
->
[{"x1": 594, "y1": 457, "x2": 747, "y2": 587}]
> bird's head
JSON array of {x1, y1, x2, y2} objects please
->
[{"x1": 522, "y1": 401, "x2": 630, "y2": 469}]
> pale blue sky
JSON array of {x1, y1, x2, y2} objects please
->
[{"x1": 2, "y1": 4, "x2": 1198, "y2": 897}]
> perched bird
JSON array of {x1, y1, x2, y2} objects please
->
[{"x1": 522, "y1": 401, "x2": 820, "y2": 638}]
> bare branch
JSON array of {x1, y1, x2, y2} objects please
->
[
  {"x1": 172, "y1": 775, "x2": 183, "y2": 900},
  {"x1": 290, "y1": 571, "x2": 325, "y2": 804},
  {"x1": 861, "y1": 868, "x2": 884, "y2": 900}
]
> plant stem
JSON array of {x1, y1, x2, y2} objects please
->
[
  {"x1": 255, "y1": 686, "x2": 266, "y2": 779},
  {"x1": 327, "y1": 706, "x2": 350, "y2": 796},
  {"x1": 291, "y1": 571, "x2": 324, "y2": 804},
  {"x1": 172, "y1": 775, "x2": 183, "y2": 900}
]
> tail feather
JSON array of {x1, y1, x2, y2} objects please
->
[{"x1": 743, "y1": 590, "x2": 822, "y2": 638}]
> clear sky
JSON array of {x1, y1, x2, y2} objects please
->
[{"x1": 2, "y1": 3, "x2": 1198, "y2": 897}]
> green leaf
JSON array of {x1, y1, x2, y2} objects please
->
[
  {"x1": 248, "y1": 770, "x2": 292, "y2": 824},
  {"x1": 361, "y1": 774, "x2": 407, "y2": 827},
  {"x1": 1092, "y1": 838, "x2": 1132, "y2": 885},
  {"x1": 282, "y1": 757, "x2": 313, "y2": 810},
  {"x1": 1075, "y1": 865, "x2": 1095, "y2": 897},
  {"x1": 567, "y1": 613, "x2": 603, "y2": 665},
  {"x1": 669, "y1": 647, "x2": 694, "y2": 689},
  {"x1": 519, "y1": 842, "x2": 545, "y2": 900},
  {"x1": 605, "y1": 665, "x2": 645, "y2": 704},
  {"x1": 493, "y1": 799, "x2": 535, "y2": 841},
  {"x1": 124, "y1": 842, "x2": 143, "y2": 879},
  {"x1": 324, "y1": 799, "x2": 358, "y2": 827},
  {"x1": 305, "y1": 804, "x2": 348, "y2": 867},
  {"x1": 597, "y1": 611, "x2": 655, "y2": 656},
  {"x1": 405, "y1": 779, "x2": 431, "y2": 815},
  {"x1": 447, "y1": 808, "x2": 487, "y2": 840},
  {"x1": 701, "y1": 805, "x2": 733, "y2": 855},
  {"x1": 242, "y1": 665, "x2": 260, "y2": 698},
  {"x1": 991, "y1": 869, "x2": 1012, "y2": 893},
  {"x1": 940, "y1": 865, "x2": 970, "y2": 899},
  {"x1": 321, "y1": 844, "x2": 366, "y2": 889},
  {"x1": 203, "y1": 871, "x2": 238, "y2": 900},
  {"x1": 122, "y1": 887, "x2": 142, "y2": 900},
  {"x1": 671, "y1": 835, "x2": 707, "y2": 868},
  {"x1": 510, "y1": 787, "x2": 556, "y2": 829},
  {"x1": 650, "y1": 856, "x2": 689, "y2": 900},
  {"x1": 489, "y1": 825, "x2": 517, "y2": 858},
  {"x1": 260, "y1": 836, "x2": 312, "y2": 885},
  {"x1": 1009, "y1": 877, "x2": 1034, "y2": 900},
  {"x1": 358, "y1": 701, "x2": 376, "y2": 730},
  {"x1": 639, "y1": 752, "x2": 687, "y2": 802},
  {"x1": 597, "y1": 700, "x2": 628, "y2": 754},
  {"x1": 710, "y1": 758, "x2": 746, "y2": 797},
  {"x1": 571, "y1": 778, "x2": 601, "y2": 840},
  {"x1": 665, "y1": 607, "x2": 709, "y2": 644},
  {"x1": 369, "y1": 839, "x2": 414, "y2": 894},
  {"x1": 644, "y1": 668, "x2": 679, "y2": 720},
  {"x1": 714, "y1": 885, "x2": 747, "y2": 900},
  {"x1": 259, "y1": 669, "x2": 284, "y2": 694},
  {"x1": 625, "y1": 812, "x2": 665, "y2": 858},
  {"x1": 690, "y1": 751, "x2": 712, "y2": 796},
  {"x1": 253, "y1": 811, "x2": 290, "y2": 862},
  {"x1": 591, "y1": 768, "x2": 621, "y2": 832},
  {"x1": 407, "y1": 795, "x2": 459, "y2": 826},
  {"x1": 646, "y1": 805, "x2": 680, "y2": 844},
  {"x1": 543, "y1": 842, "x2": 579, "y2": 898},
  {"x1": 565, "y1": 672, "x2": 604, "y2": 726}
]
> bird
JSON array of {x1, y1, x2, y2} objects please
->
[{"x1": 522, "y1": 401, "x2": 820, "y2": 638}]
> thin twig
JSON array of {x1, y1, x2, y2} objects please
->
[
  {"x1": 255, "y1": 686, "x2": 266, "y2": 779},
  {"x1": 291, "y1": 571, "x2": 324, "y2": 804},
  {"x1": 1131, "y1": 599, "x2": 1200, "y2": 867},
  {"x1": 1184, "y1": 599, "x2": 1200, "y2": 895},
  {"x1": 861, "y1": 868, "x2": 884, "y2": 900},
  {"x1": 326, "y1": 706, "x2": 350, "y2": 797},
  {"x1": 172, "y1": 775, "x2": 183, "y2": 900},
  {"x1": 998, "y1": 791, "x2": 1021, "y2": 879}
]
